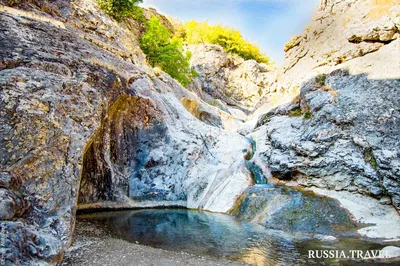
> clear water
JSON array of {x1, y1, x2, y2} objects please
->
[{"x1": 78, "y1": 209, "x2": 394, "y2": 266}]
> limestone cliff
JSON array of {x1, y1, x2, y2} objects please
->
[
  {"x1": 188, "y1": 44, "x2": 274, "y2": 112},
  {"x1": 0, "y1": 1, "x2": 252, "y2": 264},
  {"x1": 252, "y1": 0, "x2": 400, "y2": 210},
  {"x1": 255, "y1": 0, "x2": 399, "y2": 115}
]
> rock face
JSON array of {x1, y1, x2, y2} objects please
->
[
  {"x1": 253, "y1": 0, "x2": 400, "y2": 117},
  {"x1": 1, "y1": 221, "x2": 64, "y2": 265},
  {"x1": 188, "y1": 44, "x2": 274, "y2": 112},
  {"x1": 281, "y1": 0, "x2": 399, "y2": 86},
  {"x1": 0, "y1": 1, "x2": 252, "y2": 264},
  {"x1": 77, "y1": 80, "x2": 253, "y2": 213},
  {"x1": 252, "y1": 0, "x2": 400, "y2": 209}
]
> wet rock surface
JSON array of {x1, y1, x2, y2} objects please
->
[
  {"x1": 77, "y1": 83, "x2": 253, "y2": 213},
  {"x1": 231, "y1": 184, "x2": 357, "y2": 235}
]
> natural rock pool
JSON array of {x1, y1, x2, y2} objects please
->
[{"x1": 77, "y1": 209, "x2": 394, "y2": 265}]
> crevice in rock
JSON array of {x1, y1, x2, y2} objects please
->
[{"x1": 348, "y1": 38, "x2": 395, "y2": 45}]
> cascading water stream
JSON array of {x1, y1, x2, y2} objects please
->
[{"x1": 244, "y1": 137, "x2": 267, "y2": 184}]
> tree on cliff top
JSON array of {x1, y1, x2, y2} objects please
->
[
  {"x1": 96, "y1": 0, "x2": 143, "y2": 21},
  {"x1": 141, "y1": 16, "x2": 197, "y2": 87},
  {"x1": 174, "y1": 20, "x2": 272, "y2": 65}
]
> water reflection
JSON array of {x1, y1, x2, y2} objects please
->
[{"x1": 78, "y1": 209, "x2": 387, "y2": 265}]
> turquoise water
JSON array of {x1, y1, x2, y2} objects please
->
[{"x1": 78, "y1": 209, "x2": 394, "y2": 265}]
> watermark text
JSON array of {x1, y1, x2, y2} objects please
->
[{"x1": 308, "y1": 249, "x2": 390, "y2": 259}]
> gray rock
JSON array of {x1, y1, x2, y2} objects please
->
[
  {"x1": 0, "y1": 221, "x2": 63, "y2": 265},
  {"x1": 380, "y1": 196, "x2": 392, "y2": 205},
  {"x1": 1, "y1": 0, "x2": 400, "y2": 264},
  {"x1": 0, "y1": 172, "x2": 28, "y2": 220},
  {"x1": 252, "y1": 45, "x2": 400, "y2": 209},
  {"x1": 231, "y1": 184, "x2": 357, "y2": 235},
  {"x1": 254, "y1": 0, "x2": 399, "y2": 113},
  {"x1": 381, "y1": 246, "x2": 400, "y2": 259},
  {"x1": 0, "y1": 188, "x2": 26, "y2": 220},
  {"x1": 77, "y1": 82, "x2": 252, "y2": 213},
  {"x1": 251, "y1": 0, "x2": 400, "y2": 211},
  {"x1": 0, "y1": 171, "x2": 13, "y2": 189},
  {"x1": 188, "y1": 44, "x2": 274, "y2": 111},
  {"x1": 0, "y1": 3, "x2": 252, "y2": 265}
]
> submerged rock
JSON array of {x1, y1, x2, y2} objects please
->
[{"x1": 230, "y1": 184, "x2": 357, "y2": 235}]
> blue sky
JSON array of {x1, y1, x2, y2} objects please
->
[{"x1": 141, "y1": 0, "x2": 319, "y2": 65}]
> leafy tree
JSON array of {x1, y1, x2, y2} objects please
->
[
  {"x1": 96, "y1": 0, "x2": 144, "y2": 21},
  {"x1": 140, "y1": 15, "x2": 171, "y2": 64},
  {"x1": 176, "y1": 20, "x2": 272, "y2": 64},
  {"x1": 141, "y1": 16, "x2": 196, "y2": 87}
]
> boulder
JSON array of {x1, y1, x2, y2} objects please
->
[{"x1": 230, "y1": 184, "x2": 357, "y2": 235}]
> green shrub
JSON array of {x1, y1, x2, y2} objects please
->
[
  {"x1": 316, "y1": 74, "x2": 327, "y2": 86},
  {"x1": 364, "y1": 148, "x2": 377, "y2": 169},
  {"x1": 141, "y1": 16, "x2": 197, "y2": 86},
  {"x1": 303, "y1": 111, "x2": 312, "y2": 119},
  {"x1": 289, "y1": 107, "x2": 302, "y2": 117},
  {"x1": 289, "y1": 107, "x2": 312, "y2": 119},
  {"x1": 96, "y1": 0, "x2": 144, "y2": 21},
  {"x1": 175, "y1": 20, "x2": 272, "y2": 64}
]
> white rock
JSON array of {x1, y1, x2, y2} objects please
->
[{"x1": 381, "y1": 246, "x2": 400, "y2": 258}]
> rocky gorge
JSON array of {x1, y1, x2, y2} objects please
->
[{"x1": 0, "y1": 0, "x2": 399, "y2": 265}]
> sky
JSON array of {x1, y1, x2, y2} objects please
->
[{"x1": 141, "y1": 0, "x2": 320, "y2": 65}]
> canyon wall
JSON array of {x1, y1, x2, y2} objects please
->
[
  {"x1": 0, "y1": 1, "x2": 252, "y2": 264},
  {"x1": 251, "y1": 0, "x2": 400, "y2": 209},
  {"x1": 0, "y1": 0, "x2": 399, "y2": 264}
]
